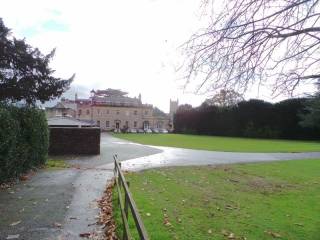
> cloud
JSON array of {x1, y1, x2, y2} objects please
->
[
  {"x1": 42, "y1": 19, "x2": 68, "y2": 32},
  {"x1": 2, "y1": 0, "x2": 310, "y2": 113}
]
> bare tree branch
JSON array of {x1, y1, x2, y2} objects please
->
[{"x1": 182, "y1": 0, "x2": 320, "y2": 96}]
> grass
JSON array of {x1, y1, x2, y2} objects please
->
[
  {"x1": 114, "y1": 133, "x2": 320, "y2": 152},
  {"x1": 112, "y1": 159, "x2": 320, "y2": 240},
  {"x1": 45, "y1": 159, "x2": 69, "y2": 169}
]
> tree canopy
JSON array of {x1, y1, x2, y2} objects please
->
[
  {"x1": 300, "y1": 93, "x2": 320, "y2": 129},
  {"x1": 0, "y1": 18, "x2": 73, "y2": 105},
  {"x1": 183, "y1": 0, "x2": 320, "y2": 96},
  {"x1": 204, "y1": 89, "x2": 244, "y2": 107}
]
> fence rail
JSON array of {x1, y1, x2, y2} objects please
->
[{"x1": 113, "y1": 154, "x2": 149, "y2": 240}]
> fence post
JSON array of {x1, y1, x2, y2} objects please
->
[
  {"x1": 124, "y1": 181, "x2": 130, "y2": 219},
  {"x1": 123, "y1": 181, "x2": 130, "y2": 240}
]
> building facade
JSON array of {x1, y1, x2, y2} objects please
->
[{"x1": 47, "y1": 89, "x2": 177, "y2": 131}]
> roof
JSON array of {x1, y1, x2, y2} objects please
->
[{"x1": 47, "y1": 117, "x2": 94, "y2": 127}]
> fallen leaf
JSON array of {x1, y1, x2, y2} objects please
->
[
  {"x1": 146, "y1": 213, "x2": 151, "y2": 217},
  {"x1": 228, "y1": 233, "x2": 236, "y2": 239},
  {"x1": 10, "y1": 221, "x2": 21, "y2": 226},
  {"x1": 265, "y1": 230, "x2": 282, "y2": 238},
  {"x1": 53, "y1": 222, "x2": 62, "y2": 228},
  {"x1": 221, "y1": 229, "x2": 229, "y2": 236},
  {"x1": 79, "y1": 232, "x2": 91, "y2": 238},
  {"x1": 19, "y1": 175, "x2": 29, "y2": 181},
  {"x1": 208, "y1": 229, "x2": 212, "y2": 234},
  {"x1": 294, "y1": 223, "x2": 304, "y2": 227}
]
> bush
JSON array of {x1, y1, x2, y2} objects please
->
[
  {"x1": 0, "y1": 104, "x2": 49, "y2": 182},
  {"x1": 174, "y1": 98, "x2": 320, "y2": 140}
]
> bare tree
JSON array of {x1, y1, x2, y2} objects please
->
[
  {"x1": 205, "y1": 89, "x2": 244, "y2": 106},
  {"x1": 183, "y1": 0, "x2": 320, "y2": 96}
]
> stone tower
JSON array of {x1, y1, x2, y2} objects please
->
[{"x1": 170, "y1": 99, "x2": 179, "y2": 117}]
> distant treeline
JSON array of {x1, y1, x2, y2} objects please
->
[{"x1": 174, "y1": 98, "x2": 320, "y2": 140}]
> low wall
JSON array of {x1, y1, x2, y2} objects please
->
[{"x1": 49, "y1": 127, "x2": 100, "y2": 155}]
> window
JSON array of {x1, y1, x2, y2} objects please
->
[
  {"x1": 78, "y1": 109, "x2": 82, "y2": 115},
  {"x1": 134, "y1": 121, "x2": 137, "y2": 128},
  {"x1": 116, "y1": 110, "x2": 120, "y2": 115},
  {"x1": 106, "y1": 110, "x2": 109, "y2": 114},
  {"x1": 97, "y1": 120, "x2": 100, "y2": 126},
  {"x1": 125, "y1": 121, "x2": 129, "y2": 127},
  {"x1": 144, "y1": 110, "x2": 148, "y2": 115},
  {"x1": 97, "y1": 109, "x2": 100, "y2": 114},
  {"x1": 86, "y1": 109, "x2": 90, "y2": 115},
  {"x1": 106, "y1": 121, "x2": 110, "y2": 128},
  {"x1": 134, "y1": 110, "x2": 137, "y2": 115}
]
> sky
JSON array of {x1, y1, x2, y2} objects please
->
[{"x1": 0, "y1": 0, "x2": 316, "y2": 112}]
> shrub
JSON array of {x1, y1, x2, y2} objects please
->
[
  {"x1": 0, "y1": 104, "x2": 49, "y2": 182},
  {"x1": 174, "y1": 98, "x2": 320, "y2": 140}
]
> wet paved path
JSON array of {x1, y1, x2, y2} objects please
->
[
  {"x1": 0, "y1": 134, "x2": 159, "y2": 240},
  {"x1": 1, "y1": 133, "x2": 320, "y2": 239},
  {"x1": 118, "y1": 145, "x2": 320, "y2": 171}
]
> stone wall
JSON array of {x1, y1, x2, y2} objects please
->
[{"x1": 49, "y1": 127, "x2": 100, "y2": 155}]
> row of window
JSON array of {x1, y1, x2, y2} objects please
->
[
  {"x1": 96, "y1": 120, "x2": 164, "y2": 129},
  {"x1": 97, "y1": 120, "x2": 138, "y2": 128},
  {"x1": 78, "y1": 109, "x2": 149, "y2": 116}
]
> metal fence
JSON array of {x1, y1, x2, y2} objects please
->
[{"x1": 113, "y1": 155, "x2": 149, "y2": 240}]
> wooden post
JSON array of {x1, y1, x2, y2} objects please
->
[{"x1": 123, "y1": 181, "x2": 130, "y2": 240}]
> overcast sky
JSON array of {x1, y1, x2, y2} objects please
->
[{"x1": 0, "y1": 0, "x2": 316, "y2": 112}]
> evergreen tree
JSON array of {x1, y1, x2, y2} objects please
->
[{"x1": 0, "y1": 18, "x2": 74, "y2": 105}]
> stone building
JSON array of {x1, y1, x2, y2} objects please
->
[
  {"x1": 47, "y1": 89, "x2": 177, "y2": 131},
  {"x1": 45, "y1": 101, "x2": 77, "y2": 118}
]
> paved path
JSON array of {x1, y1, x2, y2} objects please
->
[
  {"x1": 118, "y1": 144, "x2": 320, "y2": 171},
  {"x1": 0, "y1": 134, "x2": 159, "y2": 240},
  {"x1": 1, "y1": 133, "x2": 320, "y2": 240}
]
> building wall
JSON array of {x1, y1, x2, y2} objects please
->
[
  {"x1": 46, "y1": 108, "x2": 76, "y2": 118},
  {"x1": 76, "y1": 104, "x2": 170, "y2": 131},
  {"x1": 49, "y1": 127, "x2": 100, "y2": 155}
]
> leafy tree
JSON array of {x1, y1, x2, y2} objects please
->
[
  {"x1": 0, "y1": 18, "x2": 74, "y2": 105},
  {"x1": 300, "y1": 94, "x2": 320, "y2": 129},
  {"x1": 205, "y1": 89, "x2": 244, "y2": 107},
  {"x1": 153, "y1": 107, "x2": 167, "y2": 117},
  {"x1": 176, "y1": 104, "x2": 193, "y2": 113},
  {"x1": 183, "y1": 0, "x2": 320, "y2": 95}
]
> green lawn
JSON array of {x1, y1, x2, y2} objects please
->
[
  {"x1": 45, "y1": 158, "x2": 69, "y2": 169},
  {"x1": 114, "y1": 133, "x2": 320, "y2": 152},
  {"x1": 113, "y1": 159, "x2": 320, "y2": 240}
]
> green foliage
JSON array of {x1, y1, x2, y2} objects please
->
[
  {"x1": 114, "y1": 133, "x2": 320, "y2": 152},
  {"x1": 153, "y1": 107, "x2": 167, "y2": 118},
  {"x1": 174, "y1": 98, "x2": 320, "y2": 140},
  {"x1": 113, "y1": 160, "x2": 320, "y2": 239},
  {"x1": 0, "y1": 104, "x2": 49, "y2": 182},
  {"x1": 300, "y1": 94, "x2": 320, "y2": 129},
  {"x1": 45, "y1": 159, "x2": 69, "y2": 169},
  {"x1": 243, "y1": 122, "x2": 280, "y2": 138},
  {"x1": 0, "y1": 18, "x2": 73, "y2": 105}
]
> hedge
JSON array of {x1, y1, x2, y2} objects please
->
[
  {"x1": 174, "y1": 98, "x2": 320, "y2": 140},
  {"x1": 0, "y1": 104, "x2": 49, "y2": 182}
]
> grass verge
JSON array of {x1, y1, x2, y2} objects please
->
[
  {"x1": 45, "y1": 159, "x2": 69, "y2": 169},
  {"x1": 112, "y1": 159, "x2": 320, "y2": 240},
  {"x1": 114, "y1": 133, "x2": 320, "y2": 152}
]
